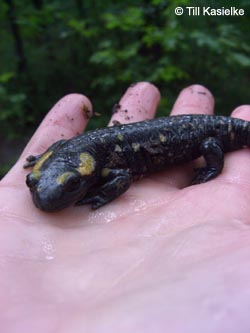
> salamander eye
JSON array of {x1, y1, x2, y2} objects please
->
[
  {"x1": 63, "y1": 175, "x2": 81, "y2": 192},
  {"x1": 57, "y1": 172, "x2": 81, "y2": 192},
  {"x1": 26, "y1": 173, "x2": 39, "y2": 188}
]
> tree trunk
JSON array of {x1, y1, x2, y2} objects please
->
[{"x1": 4, "y1": 0, "x2": 27, "y2": 73}]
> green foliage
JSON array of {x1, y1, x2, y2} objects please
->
[
  {"x1": 0, "y1": 0, "x2": 250, "y2": 175},
  {"x1": 0, "y1": 76, "x2": 27, "y2": 138}
]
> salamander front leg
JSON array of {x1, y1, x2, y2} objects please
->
[
  {"x1": 23, "y1": 140, "x2": 66, "y2": 168},
  {"x1": 191, "y1": 137, "x2": 224, "y2": 185},
  {"x1": 76, "y1": 169, "x2": 132, "y2": 209},
  {"x1": 23, "y1": 154, "x2": 43, "y2": 168}
]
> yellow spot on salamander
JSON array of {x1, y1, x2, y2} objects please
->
[
  {"x1": 117, "y1": 134, "x2": 124, "y2": 141},
  {"x1": 101, "y1": 168, "x2": 111, "y2": 177},
  {"x1": 228, "y1": 121, "x2": 235, "y2": 141},
  {"x1": 31, "y1": 170, "x2": 41, "y2": 180},
  {"x1": 37, "y1": 184, "x2": 43, "y2": 192},
  {"x1": 132, "y1": 142, "x2": 140, "y2": 152},
  {"x1": 56, "y1": 172, "x2": 76, "y2": 185},
  {"x1": 32, "y1": 151, "x2": 53, "y2": 179},
  {"x1": 159, "y1": 133, "x2": 167, "y2": 143},
  {"x1": 115, "y1": 144, "x2": 122, "y2": 152},
  {"x1": 230, "y1": 131, "x2": 235, "y2": 141},
  {"x1": 77, "y1": 152, "x2": 95, "y2": 176}
]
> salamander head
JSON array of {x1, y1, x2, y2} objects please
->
[{"x1": 26, "y1": 153, "x2": 97, "y2": 212}]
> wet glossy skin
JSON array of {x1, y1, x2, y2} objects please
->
[{"x1": 24, "y1": 114, "x2": 250, "y2": 211}]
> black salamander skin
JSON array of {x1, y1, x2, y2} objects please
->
[{"x1": 24, "y1": 115, "x2": 250, "y2": 211}]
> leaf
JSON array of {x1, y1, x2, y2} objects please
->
[
  {"x1": 229, "y1": 53, "x2": 250, "y2": 67},
  {"x1": 0, "y1": 72, "x2": 14, "y2": 83}
]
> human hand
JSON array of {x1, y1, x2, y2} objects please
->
[{"x1": 1, "y1": 83, "x2": 250, "y2": 332}]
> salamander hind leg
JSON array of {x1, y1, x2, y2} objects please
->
[
  {"x1": 191, "y1": 137, "x2": 224, "y2": 185},
  {"x1": 76, "y1": 169, "x2": 132, "y2": 209}
]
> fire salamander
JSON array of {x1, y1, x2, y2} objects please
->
[{"x1": 24, "y1": 115, "x2": 250, "y2": 211}]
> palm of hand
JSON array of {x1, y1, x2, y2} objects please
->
[{"x1": 1, "y1": 83, "x2": 250, "y2": 332}]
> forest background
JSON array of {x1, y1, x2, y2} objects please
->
[{"x1": 0, "y1": 0, "x2": 249, "y2": 177}]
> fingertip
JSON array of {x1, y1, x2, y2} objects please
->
[
  {"x1": 58, "y1": 93, "x2": 93, "y2": 117},
  {"x1": 218, "y1": 105, "x2": 250, "y2": 190},
  {"x1": 45, "y1": 93, "x2": 93, "y2": 133},
  {"x1": 171, "y1": 84, "x2": 214, "y2": 116},
  {"x1": 109, "y1": 82, "x2": 161, "y2": 126},
  {"x1": 231, "y1": 105, "x2": 250, "y2": 121},
  {"x1": 22, "y1": 93, "x2": 92, "y2": 157}
]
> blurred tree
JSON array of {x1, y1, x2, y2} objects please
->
[{"x1": 4, "y1": 0, "x2": 27, "y2": 73}]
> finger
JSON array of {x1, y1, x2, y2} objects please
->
[
  {"x1": 2, "y1": 94, "x2": 92, "y2": 184},
  {"x1": 108, "y1": 82, "x2": 160, "y2": 126},
  {"x1": 22, "y1": 94, "x2": 92, "y2": 157},
  {"x1": 156, "y1": 85, "x2": 215, "y2": 189},
  {"x1": 171, "y1": 84, "x2": 214, "y2": 116},
  {"x1": 219, "y1": 105, "x2": 250, "y2": 189}
]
